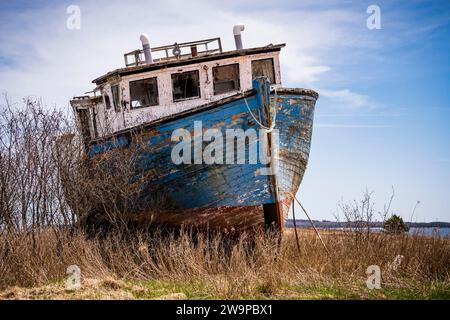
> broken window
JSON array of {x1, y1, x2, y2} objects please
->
[
  {"x1": 104, "y1": 93, "x2": 111, "y2": 110},
  {"x1": 251, "y1": 58, "x2": 275, "y2": 84},
  {"x1": 129, "y1": 77, "x2": 159, "y2": 108},
  {"x1": 213, "y1": 63, "x2": 240, "y2": 95},
  {"x1": 171, "y1": 70, "x2": 200, "y2": 101},
  {"x1": 111, "y1": 84, "x2": 121, "y2": 112}
]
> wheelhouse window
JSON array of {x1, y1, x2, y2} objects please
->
[
  {"x1": 171, "y1": 70, "x2": 200, "y2": 102},
  {"x1": 104, "y1": 94, "x2": 111, "y2": 110},
  {"x1": 111, "y1": 85, "x2": 121, "y2": 112},
  {"x1": 129, "y1": 77, "x2": 159, "y2": 108},
  {"x1": 251, "y1": 58, "x2": 275, "y2": 84},
  {"x1": 213, "y1": 63, "x2": 240, "y2": 95}
]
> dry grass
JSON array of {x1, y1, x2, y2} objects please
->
[
  {"x1": 1, "y1": 91, "x2": 448, "y2": 301},
  {"x1": 0, "y1": 227, "x2": 448, "y2": 300}
]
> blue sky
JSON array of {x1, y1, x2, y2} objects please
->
[{"x1": 0, "y1": 0, "x2": 449, "y2": 222}]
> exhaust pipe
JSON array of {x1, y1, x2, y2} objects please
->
[
  {"x1": 140, "y1": 33, "x2": 153, "y2": 64},
  {"x1": 233, "y1": 24, "x2": 245, "y2": 50}
]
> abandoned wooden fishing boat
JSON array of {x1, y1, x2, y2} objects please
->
[{"x1": 70, "y1": 25, "x2": 318, "y2": 233}]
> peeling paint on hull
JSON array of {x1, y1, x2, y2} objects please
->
[{"x1": 86, "y1": 80, "x2": 318, "y2": 232}]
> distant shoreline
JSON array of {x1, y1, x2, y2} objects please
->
[{"x1": 285, "y1": 219, "x2": 450, "y2": 229}]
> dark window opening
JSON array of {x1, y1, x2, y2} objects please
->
[
  {"x1": 213, "y1": 63, "x2": 240, "y2": 95},
  {"x1": 111, "y1": 85, "x2": 121, "y2": 112},
  {"x1": 92, "y1": 109, "x2": 98, "y2": 139},
  {"x1": 104, "y1": 94, "x2": 111, "y2": 109},
  {"x1": 251, "y1": 58, "x2": 275, "y2": 84},
  {"x1": 77, "y1": 109, "x2": 91, "y2": 143},
  {"x1": 130, "y1": 77, "x2": 159, "y2": 108},
  {"x1": 171, "y1": 70, "x2": 200, "y2": 101}
]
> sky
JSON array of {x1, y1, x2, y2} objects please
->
[{"x1": 0, "y1": 0, "x2": 449, "y2": 222}]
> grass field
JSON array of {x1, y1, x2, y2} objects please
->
[
  {"x1": 2, "y1": 101, "x2": 447, "y2": 300},
  {"x1": 0, "y1": 228, "x2": 449, "y2": 300}
]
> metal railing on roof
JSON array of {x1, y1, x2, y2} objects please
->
[{"x1": 124, "y1": 37, "x2": 223, "y2": 67}]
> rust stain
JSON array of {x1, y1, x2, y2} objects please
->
[{"x1": 125, "y1": 206, "x2": 265, "y2": 233}]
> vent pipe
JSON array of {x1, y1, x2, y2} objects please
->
[
  {"x1": 140, "y1": 33, "x2": 153, "y2": 64},
  {"x1": 233, "y1": 24, "x2": 245, "y2": 50}
]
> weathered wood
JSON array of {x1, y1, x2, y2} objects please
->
[
  {"x1": 72, "y1": 49, "x2": 284, "y2": 141},
  {"x1": 71, "y1": 39, "x2": 318, "y2": 233},
  {"x1": 82, "y1": 80, "x2": 317, "y2": 232}
]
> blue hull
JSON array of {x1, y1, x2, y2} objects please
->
[{"x1": 86, "y1": 78, "x2": 318, "y2": 231}]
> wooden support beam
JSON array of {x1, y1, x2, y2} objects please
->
[{"x1": 263, "y1": 202, "x2": 283, "y2": 233}]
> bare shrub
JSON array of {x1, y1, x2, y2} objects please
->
[
  {"x1": 335, "y1": 189, "x2": 398, "y2": 245},
  {"x1": 0, "y1": 97, "x2": 80, "y2": 232},
  {"x1": 0, "y1": 96, "x2": 148, "y2": 234}
]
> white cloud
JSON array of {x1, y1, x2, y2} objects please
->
[
  {"x1": 320, "y1": 89, "x2": 371, "y2": 109},
  {"x1": 0, "y1": 0, "x2": 379, "y2": 109},
  {"x1": 315, "y1": 123, "x2": 391, "y2": 129}
]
